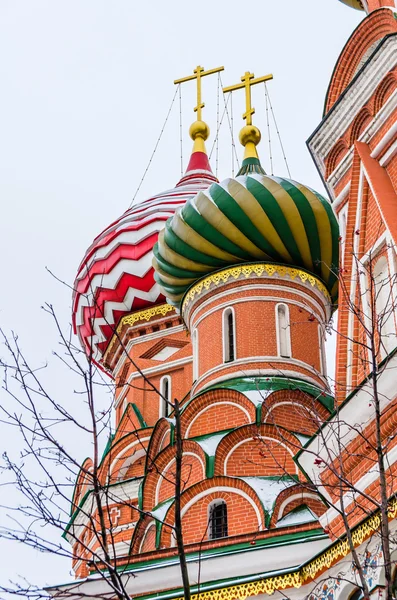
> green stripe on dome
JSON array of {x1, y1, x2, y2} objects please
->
[
  {"x1": 245, "y1": 177, "x2": 303, "y2": 266},
  {"x1": 182, "y1": 199, "x2": 252, "y2": 260},
  {"x1": 311, "y1": 189, "x2": 339, "y2": 291},
  {"x1": 153, "y1": 245, "x2": 201, "y2": 279},
  {"x1": 210, "y1": 183, "x2": 276, "y2": 259},
  {"x1": 154, "y1": 173, "x2": 339, "y2": 306},
  {"x1": 274, "y1": 177, "x2": 322, "y2": 277},
  {"x1": 164, "y1": 220, "x2": 227, "y2": 268}
]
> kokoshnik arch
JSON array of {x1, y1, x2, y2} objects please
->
[{"x1": 49, "y1": 0, "x2": 397, "y2": 598}]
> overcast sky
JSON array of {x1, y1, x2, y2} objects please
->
[{"x1": 0, "y1": 0, "x2": 362, "y2": 591}]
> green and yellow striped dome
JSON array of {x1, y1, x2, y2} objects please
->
[
  {"x1": 338, "y1": 0, "x2": 364, "y2": 10},
  {"x1": 153, "y1": 172, "x2": 339, "y2": 306}
]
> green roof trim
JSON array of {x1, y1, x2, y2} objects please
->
[
  {"x1": 202, "y1": 376, "x2": 334, "y2": 413},
  {"x1": 237, "y1": 157, "x2": 266, "y2": 176},
  {"x1": 131, "y1": 403, "x2": 148, "y2": 428},
  {"x1": 116, "y1": 527, "x2": 325, "y2": 580}
]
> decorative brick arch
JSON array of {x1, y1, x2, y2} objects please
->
[
  {"x1": 131, "y1": 515, "x2": 157, "y2": 554},
  {"x1": 145, "y1": 418, "x2": 174, "y2": 473},
  {"x1": 326, "y1": 139, "x2": 349, "y2": 178},
  {"x1": 325, "y1": 9, "x2": 397, "y2": 112},
  {"x1": 159, "y1": 476, "x2": 265, "y2": 548},
  {"x1": 213, "y1": 423, "x2": 302, "y2": 478},
  {"x1": 349, "y1": 107, "x2": 373, "y2": 145},
  {"x1": 141, "y1": 440, "x2": 207, "y2": 511},
  {"x1": 100, "y1": 428, "x2": 151, "y2": 484},
  {"x1": 181, "y1": 388, "x2": 255, "y2": 438},
  {"x1": 261, "y1": 389, "x2": 329, "y2": 436},
  {"x1": 269, "y1": 483, "x2": 326, "y2": 528},
  {"x1": 374, "y1": 70, "x2": 397, "y2": 113}
]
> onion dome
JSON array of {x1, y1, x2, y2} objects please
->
[
  {"x1": 72, "y1": 144, "x2": 217, "y2": 365},
  {"x1": 153, "y1": 172, "x2": 339, "y2": 305},
  {"x1": 337, "y1": 0, "x2": 364, "y2": 9},
  {"x1": 154, "y1": 70, "x2": 339, "y2": 308}
]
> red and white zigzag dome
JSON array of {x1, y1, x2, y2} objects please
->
[{"x1": 72, "y1": 148, "x2": 217, "y2": 366}]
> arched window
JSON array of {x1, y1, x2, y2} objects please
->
[
  {"x1": 159, "y1": 376, "x2": 171, "y2": 418},
  {"x1": 192, "y1": 329, "x2": 199, "y2": 381},
  {"x1": 276, "y1": 304, "x2": 291, "y2": 358},
  {"x1": 223, "y1": 308, "x2": 236, "y2": 363},
  {"x1": 373, "y1": 256, "x2": 396, "y2": 356},
  {"x1": 348, "y1": 588, "x2": 362, "y2": 600},
  {"x1": 209, "y1": 500, "x2": 228, "y2": 539}
]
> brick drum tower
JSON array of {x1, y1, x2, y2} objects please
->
[{"x1": 49, "y1": 1, "x2": 397, "y2": 596}]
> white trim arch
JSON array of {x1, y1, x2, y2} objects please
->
[
  {"x1": 222, "y1": 306, "x2": 236, "y2": 363},
  {"x1": 154, "y1": 452, "x2": 206, "y2": 506},
  {"x1": 138, "y1": 521, "x2": 156, "y2": 554},
  {"x1": 116, "y1": 448, "x2": 147, "y2": 481},
  {"x1": 223, "y1": 436, "x2": 299, "y2": 476},
  {"x1": 168, "y1": 485, "x2": 263, "y2": 546},
  {"x1": 109, "y1": 437, "x2": 151, "y2": 479},
  {"x1": 275, "y1": 303, "x2": 291, "y2": 358},
  {"x1": 185, "y1": 401, "x2": 251, "y2": 437},
  {"x1": 276, "y1": 492, "x2": 321, "y2": 521}
]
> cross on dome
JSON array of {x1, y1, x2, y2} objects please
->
[
  {"x1": 174, "y1": 65, "x2": 224, "y2": 154},
  {"x1": 223, "y1": 70, "x2": 273, "y2": 173}
]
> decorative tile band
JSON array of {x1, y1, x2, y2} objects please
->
[
  {"x1": 181, "y1": 263, "x2": 331, "y2": 315},
  {"x1": 173, "y1": 497, "x2": 397, "y2": 600},
  {"x1": 104, "y1": 304, "x2": 175, "y2": 363}
]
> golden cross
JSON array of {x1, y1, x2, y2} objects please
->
[
  {"x1": 174, "y1": 65, "x2": 224, "y2": 121},
  {"x1": 223, "y1": 71, "x2": 273, "y2": 126}
]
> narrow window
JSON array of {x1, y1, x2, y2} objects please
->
[
  {"x1": 209, "y1": 501, "x2": 228, "y2": 539},
  {"x1": 223, "y1": 308, "x2": 236, "y2": 363},
  {"x1": 276, "y1": 304, "x2": 291, "y2": 358},
  {"x1": 192, "y1": 329, "x2": 199, "y2": 381},
  {"x1": 159, "y1": 376, "x2": 171, "y2": 418}
]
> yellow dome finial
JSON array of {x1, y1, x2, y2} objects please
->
[
  {"x1": 223, "y1": 70, "x2": 273, "y2": 161},
  {"x1": 174, "y1": 65, "x2": 224, "y2": 154}
]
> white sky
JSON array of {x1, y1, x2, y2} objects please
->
[{"x1": 0, "y1": 0, "x2": 362, "y2": 591}]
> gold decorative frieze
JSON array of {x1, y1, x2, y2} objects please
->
[
  {"x1": 103, "y1": 304, "x2": 175, "y2": 363},
  {"x1": 181, "y1": 263, "x2": 330, "y2": 314},
  {"x1": 173, "y1": 497, "x2": 397, "y2": 600}
]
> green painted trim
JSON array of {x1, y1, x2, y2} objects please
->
[
  {"x1": 138, "y1": 478, "x2": 144, "y2": 510},
  {"x1": 200, "y1": 375, "x2": 334, "y2": 413},
  {"x1": 115, "y1": 527, "x2": 326, "y2": 578},
  {"x1": 255, "y1": 403, "x2": 262, "y2": 426},
  {"x1": 132, "y1": 404, "x2": 148, "y2": 428},
  {"x1": 207, "y1": 455, "x2": 215, "y2": 478},
  {"x1": 237, "y1": 157, "x2": 266, "y2": 176}
]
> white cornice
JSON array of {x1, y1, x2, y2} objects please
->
[{"x1": 309, "y1": 36, "x2": 397, "y2": 172}]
